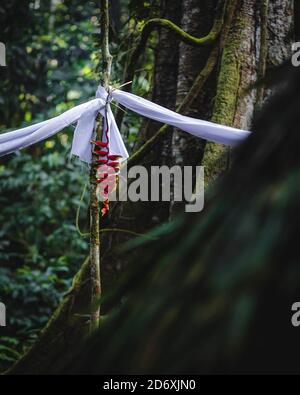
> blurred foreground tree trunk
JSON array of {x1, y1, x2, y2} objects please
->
[{"x1": 56, "y1": 64, "x2": 300, "y2": 375}]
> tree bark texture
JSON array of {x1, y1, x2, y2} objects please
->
[
  {"x1": 170, "y1": 0, "x2": 218, "y2": 213},
  {"x1": 203, "y1": 0, "x2": 294, "y2": 185}
]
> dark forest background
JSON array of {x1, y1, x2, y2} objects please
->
[{"x1": 1, "y1": 0, "x2": 300, "y2": 374}]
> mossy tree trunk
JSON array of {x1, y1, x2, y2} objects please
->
[
  {"x1": 203, "y1": 0, "x2": 294, "y2": 185},
  {"x1": 203, "y1": 0, "x2": 257, "y2": 183}
]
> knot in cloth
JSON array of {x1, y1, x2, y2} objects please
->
[{"x1": 96, "y1": 85, "x2": 114, "y2": 105}]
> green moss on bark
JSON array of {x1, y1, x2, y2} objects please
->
[
  {"x1": 203, "y1": 0, "x2": 250, "y2": 185},
  {"x1": 211, "y1": 49, "x2": 241, "y2": 126}
]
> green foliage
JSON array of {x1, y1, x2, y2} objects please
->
[
  {"x1": 0, "y1": 0, "x2": 98, "y2": 129},
  {"x1": 0, "y1": 337, "x2": 22, "y2": 372},
  {"x1": 0, "y1": 151, "x2": 89, "y2": 370},
  {"x1": 129, "y1": 0, "x2": 160, "y2": 20}
]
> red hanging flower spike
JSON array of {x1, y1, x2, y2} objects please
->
[{"x1": 91, "y1": 113, "x2": 121, "y2": 216}]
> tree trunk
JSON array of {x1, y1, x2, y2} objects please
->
[
  {"x1": 89, "y1": 119, "x2": 102, "y2": 330},
  {"x1": 267, "y1": 0, "x2": 293, "y2": 68},
  {"x1": 170, "y1": 0, "x2": 218, "y2": 214},
  {"x1": 203, "y1": 0, "x2": 294, "y2": 185},
  {"x1": 295, "y1": 0, "x2": 300, "y2": 41},
  {"x1": 133, "y1": 0, "x2": 182, "y2": 223}
]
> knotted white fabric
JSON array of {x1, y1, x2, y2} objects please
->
[{"x1": 0, "y1": 85, "x2": 251, "y2": 164}]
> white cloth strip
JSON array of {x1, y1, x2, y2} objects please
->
[
  {"x1": 0, "y1": 85, "x2": 251, "y2": 164},
  {"x1": 0, "y1": 99, "x2": 101, "y2": 159},
  {"x1": 110, "y1": 88, "x2": 251, "y2": 146}
]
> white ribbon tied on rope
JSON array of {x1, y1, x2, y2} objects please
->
[{"x1": 0, "y1": 85, "x2": 251, "y2": 163}]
